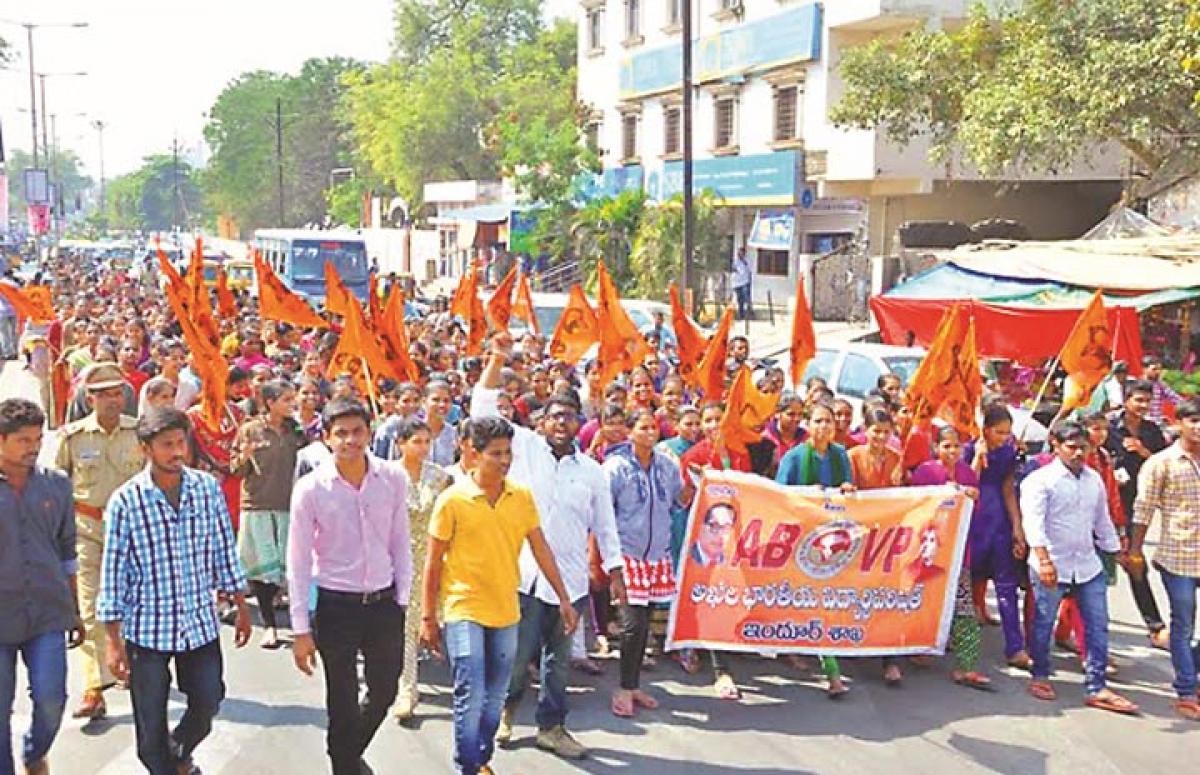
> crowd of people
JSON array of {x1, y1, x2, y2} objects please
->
[{"x1": 1, "y1": 251, "x2": 1199, "y2": 775}]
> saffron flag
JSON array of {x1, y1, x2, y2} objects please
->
[
  {"x1": 487, "y1": 266, "x2": 518, "y2": 331},
  {"x1": 719, "y1": 365, "x2": 779, "y2": 454},
  {"x1": 595, "y1": 261, "x2": 650, "y2": 386},
  {"x1": 668, "y1": 471, "x2": 973, "y2": 656},
  {"x1": 1059, "y1": 290, "x2": 1114, "y2": 412},
  {"x1": 379, "y1": 284, "x2": 420, "y2": 383},
  {"x1": 695, "y1": 306, "x2": 735, "y2": 401},
  {"x1": 324, "y1": 261, "x2": 356, "y2": 319},
  {"x1": 670, "y1": 284, "x2": 708, "y2": 389},
  {"x1": 905, "y1": 305, "x2": 982, "y2": 438},
  {"x1": 790, "y1": 277, "x2": 817, "y2": 389},
  {"x1": 513, "y1": 271, "x2": 539, "y2": 334},
  {"x1": 0, "y1": 283, "x2": 53, "y2": 324},
  {"x1": 215, "y1": 268, "x2": 237, "y2": 320},
  {"x1": 253, "y1": 250, "x2": 329, "y2": 329},
  {"x1": 326, "y1": 292, "x2": 403, "y2": 398},
  {"x1": 548, "y1": 284, "x2": 599, "y2": 365},
  {"x1": 449, "y1": 263, "x2": 478, "y2": 321},
  {"x1": 161, "y1": 263, "x2": 226, "y2": 433}
]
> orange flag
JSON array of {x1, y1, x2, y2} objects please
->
[
  {"x1": 215, "y1": 268, "x2": 237, "y2": 319},
  {"x1": 379, "y1": 284, "x2": 420, "y2": 383},
  {"x1": 695, "y1": 305, "x2": 735, "y2": 401},
  {"x1": 156, "y1": 244, "x2": 185, "y2": 289},
  {"x1": 486, "y1": 266, "x2": 518, "y2": 331},
  {"x1": 327, "y1": 295, "x2": 403, "y2": 398},
  {"x1": 1059, "y1": 290, "x2": 1114, "y2": 412},
  {"x1": 253, "y1": 249, "x2": 329, "y2": 329},
  {"x1": 449, "y1": 263, "x2": 478, "y2": 321},
  {"x1": 24, "y1": 286, "x2": 55, "y2": 322},
  {"x1": 670, "y1": 284, "x2": 708, "y2": 388},
  {"x1": 0, "y1": 284, "x2": 54, "y2": 324},
  {"x1": 466, "y1": 291, "x2": 488, "y2": 356},
  {"x1": 368, "y1": 274, "x2": 383, "y2": 325},
  {"x1": 513, "y1": 271, "x2": 539, "y2": 334},
  {"x1": 720, "y1": 365, "x2": 779, "y2": 454},
  {"x1": 790, "y1": 277, "x2": 817, "y2": 389},
  {"x1": 548, "y1": 284, "x2": 599, "y2": 365},
  {"x1": 161, "y1": 266, "x2": 227, "y2": 433},
  {"x1": 324, "y1": 260, "x2": 356, "y2": 319},
  {"x1": 905, "y1": 305, "x2": 982, "y2": 438},
  {"x1": 595, "y1": 261, "x2": 650, "y2": 386}
]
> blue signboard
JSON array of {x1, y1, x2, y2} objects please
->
[
  {"x1": 573, "y1": 165, "x2": 645, "y2": 203},
  {"x1": 619, "y1": 4, "x2": 822, "y2": 98},
  {"x1": 645, "y1": 150, "x2": 799, "y2": 205}
]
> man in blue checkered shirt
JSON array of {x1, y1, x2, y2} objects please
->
[{"x1": 97, "y1": 407, "x2": 251, "y2": 775}]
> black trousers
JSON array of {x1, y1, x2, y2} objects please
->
[
  {"x1": 619, "y1": 605, "x2": 650, "y2": 690},
  {"x1": 313, "y1": 594, "x2": 405, "y2": 775},
  {"x1": 127, "y1": 638, "x2": 224, "y2": 775},
  {"x1": 1122, "y1": 502, "x2": 1165, "y2": 630}
]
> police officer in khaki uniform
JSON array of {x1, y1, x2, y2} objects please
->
[{"x1": 54, "y1": 362, "x2": 144, "y2": 720}]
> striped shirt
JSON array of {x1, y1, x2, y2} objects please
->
[
  {"x1": 1134, "y1": 442, "x2": 1200, "y2": 577},
  {"x1": 97, "y1": 467, "x2": 247, "y2": 652}
]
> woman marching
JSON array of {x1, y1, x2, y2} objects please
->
[
  {"x1": 230, "y1": 379, "x2": 307, "y2": 648},
  {"x1": 391, "y1": 417, "x2": 452, "y2": 724}
]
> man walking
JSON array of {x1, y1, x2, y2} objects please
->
[
  {"x1": 1022, "y1": 422, "x2": 1138, "y2": 714},
  {"x1": 97, "y1": 407, "x2": 252, "y2": 775},
  {"x1": 421, "y1": 417, "x2": 578, "y2": 775},
  {"x1": 1106, "y1": 379, "x2": 1170, "y2": 648},
  {"x1": 0, "y1": 399, "x2": 84, "y2": 775},
  {"x1": 54, "y1": 362, "x2": 143, "y2": 720},
  {"x1": 1131, "y1": 398, "x2": 1200, "y2": 721},
  {"x1": 731, "y1": 247, "x2": 752, "y2": 321},
  {"x1": 472, "y1": 335, "x2": 624, "y2": 760},
  {"x1": 289, "y1": 399, "x2": 411, "y2": 775}
]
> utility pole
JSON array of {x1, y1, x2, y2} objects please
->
[
  {"x1": 275, "y1": 97, "x2": 285, "y2": 227},
  {"x1": 681, "y1": 0, "x2": 694, "y2": 304},
  {"x1": 26, "y1": 24, "x2": 37, "y2": 167},
  {"x1": 92, "y1": 120, "x2": 106, "y2": 217},
  {"x1": 38, "y1": 74, "x2": 49, "y2": 164},
  {"x1": 172, "y1": 135, "x2": 181, "y2": 233}
]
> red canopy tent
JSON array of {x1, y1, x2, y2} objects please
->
[{"x1": 870, "y1": 297, "x2": 1144, "y2": 372}]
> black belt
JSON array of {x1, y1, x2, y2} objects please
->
[{"x1": 317, "y1": 585, "x2": 395, "y2": 606}]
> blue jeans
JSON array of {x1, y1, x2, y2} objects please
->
[
  {"x1": 0, "y1": 631, "x2": 67, "y2": 775},
  {"x1": 445, "y1": 621, "x2": 518, "y2": 775},
  {"x1": 1158, "y1": 566, "x2": 1200, "y2": 699},
  {"x1": 733, "y1": 284, "x2": 751, "y2": 320},
  {"x1": 1029, "y1": 569, "x2": 1109, "y2": 695},
  {"x1": 506, "y1": 595, "x2": 586, "y2": 730},
  {"x1": 127, "y1": 639, "x2": 225, "y2": 775}
]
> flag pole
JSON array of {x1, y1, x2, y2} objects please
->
[
  {"x1": 359, "y1": 356, "x2": 381, "y2": 418},
  {"x1": 1020, "y1": 353, "x2": 1062, "y2": 443}
]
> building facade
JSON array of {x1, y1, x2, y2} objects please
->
[{"x1": 576, "y1": 0, "x2": 1124, "y2": 305}]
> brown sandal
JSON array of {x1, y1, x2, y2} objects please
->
[
  {"x1": 1175, "y1": 698, "x2": 1200, "y2": 721},
  {"x1": 1027, "y1": 679, "x2": 1056, "y2": 701},
  {"x1": 1085, "y1": 690, "x2": 1139, "y2": 715},
  {"x1": 954, "y1": 671, "x2": 994, "y2": 691}
]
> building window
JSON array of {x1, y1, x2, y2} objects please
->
[
  {"x1": 587, "y1": 9, "x2": 604, "y2": 52},
  {"x1": 621, "y1": 113, "x2": 639, "y2": 162},
  {"x1": 663, "y1": 105, "x2": 681, "y2": 156},
  {"x1": 625, "y1": 0, "x2": 640, "y2": 40},
  {"x1": 757, "y1": 250, "x2": 789, "y2": 277},
  {"x1": 714, "y1": 95, "x2": 736, "y2": 150},
  {"x1": 773, "y1": 85, "x2": 800, "y2": 143},
  {"x1": 806, "y1": 232, "x2": 854, "y2": 254},
  {"x1": 666, "y1": 0, "x2": 680, "y2": 28}
]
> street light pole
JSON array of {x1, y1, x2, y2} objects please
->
[
  {"x1": 92, "y1": 119, "x2": 106, "y2": 216},
  {"x1": 276, "y1": 97, "x2": 285, "y2": 227},
  {"x1": 26, "y1": 24, "x2": 37, "y2": 167},
  {"x1": 38, "y1": 73, "x2": 48, "y2": 164},
  {"x1": 681, "y1": 0, "x2": 694, "y2": 304}
]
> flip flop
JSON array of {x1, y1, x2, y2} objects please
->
[
  {"x1": 1027, "y1": 679, "x2": 1056, "y2": 701},
  {"x1": 826, "y1": 682, "x2": 850, "y2": 700},
  {"x1": 1174, "y1": 698, "x2": 1200, "y2": 721},
  {"x1": 883, "y1": 666, "x2": 903, "y2": 687},
  {"x1": 714, "y1": 673, "x2": 741, "y2": 700},
  {"x1": 953, "y1": 672, "x2": 995, "y2": 692},
  {"x1": 632, "y1": 690, "x2": 659, "y2": 710},
  {"x1": 1149, "y1": 629, "x2": 1171, "y2": 651},
  {"x1": 1085, "y1": 691, "x2": 1139, "y2": 715},
  {"x1": 1006, "y1": 653, "x2": 1033, "y2": 671},
  {"x1": 611, "y1": 693, "x2": 635, "y2": 718}
]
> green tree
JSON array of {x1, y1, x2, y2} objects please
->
[
  {"x1": 569, "y1": 190, "x2": 646, "y2": 292},
  {"x1": 104, "y1": 154, "x2": 203, "y2": 232},
  {"x1": 831, "y1": 0, "x2": 1200, "y2": 190},
  {"x1": 629, "y1": 190, "x2": 724, "y2": 300},
  {"x1": 202, "y1": 57, "x2": 364, "y2": 235}
]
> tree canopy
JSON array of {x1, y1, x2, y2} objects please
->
[
  {"x1": 202, "y1": 57, "x2": 364, "y2": 235},
  {"x1": 105, "y1": 154, "x2": 204, "y2": 232},
  {"x1": 5, "y1": 147, "x2": 92, "y2": 214},
  {"x1": 831, "y1": 0, "x2": 1200, "y2": 192}
]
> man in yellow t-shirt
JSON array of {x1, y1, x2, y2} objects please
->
[{"x1": 422, "y1": 416, "x2": 577, "y2": 775}]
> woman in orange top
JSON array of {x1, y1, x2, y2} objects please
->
[{"x1": 848, "y1": 405, "x2": 905, "y2": 684}]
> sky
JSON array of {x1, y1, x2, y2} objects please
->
[{"x1": 0, "y1": 0, "x2": 576, "y2": 182}]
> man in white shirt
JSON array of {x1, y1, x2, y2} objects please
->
[
  {"x1": 473, "y1": 333, "x2": 625, "y2": 760},
  {"x1": 1021, "y1": 421, "x2": 1137, "y2": 714},
  {"x1": 731, "y1": 247, "x2": 752, "y2": 321}
]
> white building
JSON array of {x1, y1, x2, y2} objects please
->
[{"x1": 576, "y1": 0, "x2": 1124, "y2": 305}]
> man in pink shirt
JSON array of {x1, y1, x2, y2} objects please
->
[{"x1": 288, "y1": 398, "x2": 411, "y2": 775}]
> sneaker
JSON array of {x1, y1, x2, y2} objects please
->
[
  {"x1": 495, "y1": 705, "x2": 514, "y2": 746},
  {"x1": 536, "y1": 725, "x2": 588, "y2": 760}
]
